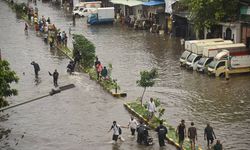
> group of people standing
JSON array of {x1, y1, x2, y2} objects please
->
[
  {"x1": 56, "y1": 31, "x2": 68, "y2": 47},
  {"x1": 94, "y1": 57, "x2": 109, "y2": 80},
  {"x1": 108, "y1": 98, "x2": 222, "y2": 150},
  {"x1": 24, "y1": 3, "x2": 69, "y2": 49},
  {"x1": 30, "y1": 61, "x2": 59, "y2": 87},
  {"x1": 109, "y1": 117, "x2": 222, "y2": 150},
  {"x1": 176, "y1": 119, "x2": 222, "y2": 150}
]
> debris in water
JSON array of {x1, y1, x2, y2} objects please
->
[{"x1": 173, "y1": 73, "x2": 181, "y2": 76}]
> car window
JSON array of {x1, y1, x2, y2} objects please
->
[
  {"x1": 206, "y1": 58, "x2": 213, "y2": 65},
  {"x1": 216, "y1": 61, "x2": 225, "y2": 69},
  {"x1": 194, "y1": 56, "x2": 201, "y2": 62}
]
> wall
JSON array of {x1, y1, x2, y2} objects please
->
[
  {"x1": 221, "y1": 23, "x2": 241, "y2": 43},
  {"x1": 132, "y1": 5, "x2": 143, "y2": 19},
  {"x1": 241, "y1": 24, "x2": 250, "y2": 47},
  {"x1": 204, "y1": 23, "x2": 241, "y2": 43}
]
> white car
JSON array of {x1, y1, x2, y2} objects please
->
[{"x1": 73, "y1": 7, "x2": 97, "y2": 17}]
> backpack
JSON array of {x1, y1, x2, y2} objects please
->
[{"x1": 118, "y1": 127, "x2": 122, "y2": 135}]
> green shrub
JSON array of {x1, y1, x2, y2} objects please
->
[
  {"x1": 73, "y1": 34, "x2": 95, "y2": 69},
  {"x1": 14, "y1": 3, "x2": 26, "y2": 15}
]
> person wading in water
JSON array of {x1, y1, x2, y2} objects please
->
[
  {"x1": 155, "y1": 120, "x2": 168, "y2": 147},
  {"x1": 24, "y1": 23, "x2": 28, "y2": 34},
  {"x1": 176, "y1": 119, "x2": 186, "y2": 149},
  {"x1": 188, "y1": 122, "x2": 197, "y2": 150},
  {"x1": 31, "y1": 61, "x2": 40, "y2": 77},
  {"x1": 49, "y1": 69, "x2": 59, "y2": 87},
  {"x1": 204, "y1": 123, "x2": 216, "y2": 148}
]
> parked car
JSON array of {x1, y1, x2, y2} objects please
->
[{"x1": 73, "y1": 7, "x2": 97, "y2": 17}]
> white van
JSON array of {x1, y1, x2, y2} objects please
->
[{"x1": 73, "y1": 7, "x2": 97, "y2": 17}]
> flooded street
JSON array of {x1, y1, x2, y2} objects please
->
[{"x1": 1, "y1": 0, "x2": 250, "y2": 150}]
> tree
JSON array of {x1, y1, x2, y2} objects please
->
[
  {"x1": 0, "y1": 60, "x2": 19, "y2": 108},
  {"x1": 181, "y1": 0, "x2": 238, "y2": 31},
  {"x1": 136, "y1": 68, "x2": 158, "y2": 106},
  {"x1": 73, "y1": 34, "x2": 96, "y2": 69}
]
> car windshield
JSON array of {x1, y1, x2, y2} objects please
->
[
  {"x1": 74, "y1": 7, "x2": 79, "y2": 11},
  {"x1": 180, "y1": 51, "x2": 191, "y2": 59},
  {"x1": 208, "y1": 60, "x2": 217, "y2": 69},
  {"x1": 198, "y1": 58, "x2": 206, "y2": 65},
  {"x1": 187, "y1": 54, "x2": 196, "y2": 63}
]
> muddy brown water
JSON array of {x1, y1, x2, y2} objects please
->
[{"x1": 0, "y1": 1, "x2": 250, "y2": 150}]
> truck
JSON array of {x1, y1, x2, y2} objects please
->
[
  {"x1": 185, "y1": 40, "x2": 233, "y2": 70},
  {"x1": 180, "y1": 38, "x2": 223, "y2": 66},
  {"x1": 207, "y1": 50, "x2": 250, "y2": 77},
  {"x1": 197, "y1": 43, "x2": 246, "y2": 73},
  {"x1": 87, "y1": 7, "x2": 114, "y2": 25}
]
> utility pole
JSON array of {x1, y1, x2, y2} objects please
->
[
  {"x1": 225, "y1": 52, "x2": 230, "y2": 80},
  {"x1": 0, "y1": 84, "x2": 75, "y2": 111}
]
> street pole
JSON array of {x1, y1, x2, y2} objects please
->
[
  {"x1": 0, "y1": 84, "x2": 75, "y2": 111},
  {"x1": 225, "y1": 52, "x2": 230, "y2": 80}
]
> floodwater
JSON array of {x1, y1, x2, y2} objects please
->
[{"x1": 0, "y1": 1, "x2": 250, "y2": 150}]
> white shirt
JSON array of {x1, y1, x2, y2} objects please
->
[
  {"x1": 128, "y1": 119, "x2": 138, "y2": 129},
  {"x1": 112, "y1": 124, "x2": 120, "y2": 135},
  {"x1": 147, "y1": 101, "x2": 156, "y2": 112}
]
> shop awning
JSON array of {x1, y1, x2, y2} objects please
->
[
  {"x1": 110, "y1": 0, "x2": 143, "y2": 7},
  {"x1": 143, "y1": 1, "x2": 165, "y2": 6}
]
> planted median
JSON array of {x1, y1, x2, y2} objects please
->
[
  {"x1": 124, "y1": 101, "x2": 202, "y2": 150},
  {"x1": 124, "y1": 68, "x2": 201, "y2": 150},
  {"x1": 4, "y1": 0, "x2": 125, "y2": 97},
  {"x1": 63, "y1": 34, "x2": 126, "y2": 97}
]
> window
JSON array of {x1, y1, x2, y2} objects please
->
[
  {"x1": 180, "y1": 51, "x2": 191, "y2": 59},
  {"x1": 216, "y1": 61, "x2": 225, "y2": 69},
  {"x1": 205, "y1": 58, "x2": 213, "y2": 65},
  {"x1": 187, "y1": 54, "x2": 196, "y2": 63},
  {"x1": 225, "y1": 28, "x2": 232, "y2": 40},
  {"x1": 198, "y1": 58, "x2": 206, "y2": 65},
  {"x1": 194, "y1": 56, "x2": 202, "y2": 62}
]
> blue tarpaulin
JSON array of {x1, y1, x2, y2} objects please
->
[{"x1": 143, "y1": 1, "x2": 165, "y2": 6}]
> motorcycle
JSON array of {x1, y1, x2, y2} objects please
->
[{"x1": 67, "y1": 61, "x2": 75, "y2": 74}]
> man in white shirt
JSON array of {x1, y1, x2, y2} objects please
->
[
  {"x1": 128, "y1": 116, "x2": 138, "y2": 136},
  {"x1": 147, "y1": 98, "x2": 156, "y2": 119},
  {"x1": 108, "y1": 121, "x2": 125, "y2": 143}
]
